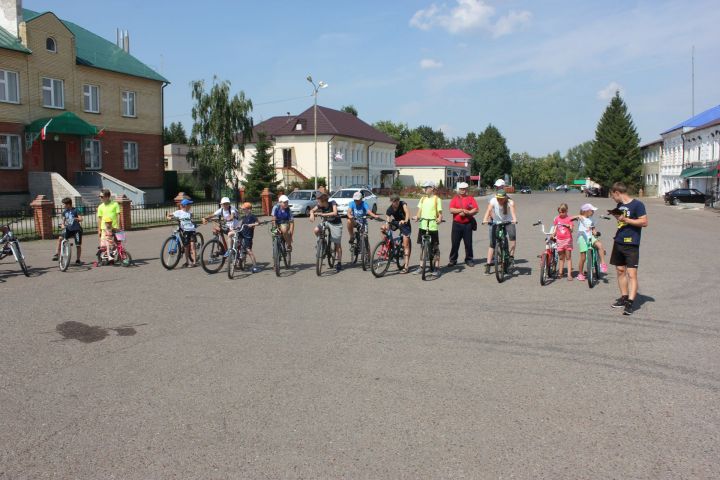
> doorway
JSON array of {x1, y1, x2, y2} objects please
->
[{"x1": 43, "y1": 140, "x2": 68, "y2": 178}]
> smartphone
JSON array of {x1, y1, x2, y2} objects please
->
[{"x1": 607, "y1": 208, "x2": 623, "y2": 216}]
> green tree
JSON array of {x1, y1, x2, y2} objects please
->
[
  {"x1": 242, "y1": 132, "x2": 280, "y2": 200},
  {"x1": 163, "y1": 121, "x2": 188, "y2": 144},
  {"x1": 565, "y1": 140, "x2": 593, "y2": 182},
  {"x1": 474, "y1": 124, "x2": 511, "y2": 186},
  {"x1": 586, "y1": 92, "x2": 641, "y2": 192},
  {"x1": 414, "y1": 125, "x2": 448, "y2": 149},
  {"x1": 341, "y1": 105, "x2": 358, "y2": 116},
  {"x1": 187, "y1": 77, "x2": 254, "y2": 200},
  {"x1": 373, "y1": 120, "x2": 429, "y2": 156}
]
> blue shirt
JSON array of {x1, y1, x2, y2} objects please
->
[
  {"x1": 614, "y1": 199, "x2": 646, "y2": 246},
  {"x1": 61, "y1": 208, "x2": 82, "y2": 232},
  {"x1": 272, "y1": 204, "x2": 293, "y2": 224},
  {"x1": 348, "y1": 200, "x2": 370, "y2": 220},
  {"x1": 239, "y1": 213, "x2": 257, "y2": 239}
]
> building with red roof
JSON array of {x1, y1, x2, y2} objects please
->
[{"x1": 395, "y1": 149, "x2": 471, "y2": 189}]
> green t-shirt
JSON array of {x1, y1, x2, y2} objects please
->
[
  {"x1": 97, "y1": 201, "x2": 121, "y2": 229},
  {"x1": 418, "y1": 195, "x2": 442, "y2": 232}
]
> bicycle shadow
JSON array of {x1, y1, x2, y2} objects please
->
[
  {"x1": 635, "y1": 293, "x2": 656, "y2": 308},
  {"x1": 0, "y1": 264, "x2": 55, "y2": 279}
]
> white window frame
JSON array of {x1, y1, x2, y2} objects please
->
[
  {"x1": 0, "y1": 134, "x2": 22, "y2": 169},
  {"x1": 84, "y1": 139, "x2": 102, "y2": 170},
  {"x1": 83, "y1": 84, "x2": 100, "y2": 113},
  {"x1": 123, "y1": 141, "x2": 138, "y2": 170},
  {"x1": 0, "y1": 69, "x2": 20, "y2": 104},
  {"x1": 42, "y1": 77, "x2": 64, "y2": 109},
  {"x1": 122, "y1": 90, "x2": 136, "y2": 117}
]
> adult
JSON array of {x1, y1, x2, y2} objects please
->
[
  {"x1": 96, "y1": 189, "x2": 120, "y2": 242},
  {"x1": 383, "y1": 194, "x2": 412, "y2": 273},
  {"x1": 448, "y1": 182, "x2": 478, "y2": 267},
  {"x1": 271, "y1": 194, "x2": 294, "y2": 251},
  {"x1": 412, "y1": 181, "x2": 443, "y2": 277},
  {"x1": 310, "y1": 192, "x2": 344, "y2": 272},
  {"x1": 481, "y1": 189, "x2": 517, "y2": 275},
  {"x1": 609, "y1": 182, "x2": 648, "y2": 316}
]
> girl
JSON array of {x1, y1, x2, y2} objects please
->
[
  {"x1": 553, "y1": 203, "x2": 574, "y2": 280},
  {"x1": 574, "y1": 203, "x2": 608, "y2": 281},
  {"x1": 202, "y1": 197, "x2": 239, "y2": 250}
]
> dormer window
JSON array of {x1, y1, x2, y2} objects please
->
[
  {"x1": 46, "y1": 37, "x2": 57, "y2": 52},
  {"x1": 295, "y1": 122, "x2": 303, "y2": 131},
  {"x1": 294, "y1": 119, "x2": 306, "y2": 131}
]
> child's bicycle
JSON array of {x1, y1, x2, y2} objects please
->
[
  {"x1": 160, "y1": 219, "x2": 204, "y2": 270},
  {"x1": 199, "y1": 217, "x2": 228, "y2": 274},
  {"x1": 533, "y1": 220, "x2": 558, "y2": 286},
  {"x1": 58, "y1": 228, "x2": 78, "y2": 272},
  {"x1": 0, "y1": 219, "x2": 29, "y2": 276},
  {"x1": 581, "y1": 215, "x2": 610, "y2": 289},
  {"x1": 226, "y1": 222, "x2": 265, "y2": 279},
  {"x1": 417, "y1": 217, "x2": 442, "y2": 280},
  {"x1": 270, "y1": 223, "x2": 291, "y2": 277},
  {"x1": 95, "y1": 231, "x2": 133, "y2": 267},
  {"x1": 484, "y1": 220, "x2": 515, "y2": 283},
  {"x1": 371, "y1": 220, "x2": 406, "y2": 278},
  {"x1": 314, "y1": 215, "x2": 337, "y2": 276}
]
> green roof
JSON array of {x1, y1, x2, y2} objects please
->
[
  {"x1": 23, "y1": 9, "x2": 168, "y2": 83},
  {"x1": 0, "y1": 25, "x2": 31, "y2": 53},
  {"x1": 26, "y1": 112, "x2": 98, "y2": 136}
]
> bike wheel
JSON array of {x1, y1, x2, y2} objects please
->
[
  {"x1": 371, "y1": 240, "x2": 392, "y2": 278},
  {"x1": 200, "y1": 239, "x2": 225, "y2": 274},
  {"x1": 227, "y1": 250, "x2": 236, "y2": 279},
  {"x1": 326, "y1": 240, "x2": 336, "y2": 268},
  {"x1": 59, "y1": 239, "x2": 72, "y2": 271},
  {"x1": 588, "y1": 251, "x2": 600, "y2": 288},
  {"x1": 194, "y1": 232, "x2": 205, "y2": 258},
  {"x1": 351, "y1": 234, "x2": 359, "y2": 264},
  {"x1": 361, "y1": 236, "x2": 370, "y2": 271},
  {"x1": 540, "y1": 252, "x2": 548, "y2": 286},
  {"x1": 283, "y1": 242, "x2": 291, "y2": 268},
  {"x1": 315, "y1": 238, "x2": 325, "y2": 276},
  {"x1": 421, "y1": 241, "x2": 429, "y2": 280},
  {"x1": 160, "y1": 236, "x2": 182, "y2": 270},
  {"x1": 494, "y1": 243, "x2": 505, "y2": 283},
  {"x1": 273, "y1": 239, "x2": 281, "y2": 277},
  {"x1": 11, "y1": 242, "x2": 29, "y2": 276},
  {"x1": 120, "y1": 250, "x2": 133, "y2": 267}
]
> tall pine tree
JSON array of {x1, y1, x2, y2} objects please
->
[
  {"x1": 242, "y1": 132, "x2": 280, "y2": 201},
  {"x1": 586, "y1": 92, "x2": 641, "y2": 193},
  {"x1": 474, "y1": 125, "x2": 511, "y2": 186}
]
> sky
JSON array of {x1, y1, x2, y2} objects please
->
[{"x1": 30, "y1": 0, "x2": 720, "y2": 156}]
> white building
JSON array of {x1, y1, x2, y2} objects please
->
[
  {"x1": 640, "y1": 140, "x2": 662, "y2": 197},
  {"x1": 395, "y1": 149, "x2": 471, "y2": 189},
  {"x1": 679, "y1": 118, "x2": 720, "y2": 195},
  {"x1": 163, "y1": 144, "x2": 194, "y2": 173},
  {"x1": 237, "y1": 106, "x2": 397, "y2": 192}
]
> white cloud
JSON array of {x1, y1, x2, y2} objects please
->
[
  {"x1": 420, "y1": 58, "x2": 444, "y2": 69},
  {"x1": 410, "y1": 0, "x2": 531, "y2": 36},
  {"x1": 597, "y1": 82, "x2": 624, "y2": 101}
]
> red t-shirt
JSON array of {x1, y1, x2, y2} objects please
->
[
  {"x1": 553, "y1": 214, "x2": 573, "y2": 240},
  {"x1": 449, "y1": 195, "x2": 479, "y2": 224}
]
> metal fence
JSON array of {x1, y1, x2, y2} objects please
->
[{"x1": 0, "y1": 200, "x2": 263, "y2": 241}]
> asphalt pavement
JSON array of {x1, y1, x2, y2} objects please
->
[{"x1": 1, "y1": 191, "x2": 719, "y2": 479}]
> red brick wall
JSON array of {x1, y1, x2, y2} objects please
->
[{"x1": 0, "y1": 121, "x2": 30, "y2": 192}]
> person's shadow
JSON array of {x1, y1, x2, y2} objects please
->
[{"x1": 635, "y1": 293, "x2": 655, "y2": 308}]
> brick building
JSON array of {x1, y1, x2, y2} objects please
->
[{"x1": 0, "y1": 3, "x2": 168, "y2": 208}]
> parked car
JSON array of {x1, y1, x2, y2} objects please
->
[
  {"x1": 287, "y1": 190, "x2": 321, "y2": 216},
  {"x1": 555, "y1": 184, "x2": 569, "y2": 192},
  {"x1": 585, "y1": 187, "x2": 602, "y2": 197},
  {"x1": 330, "y1": 188, "x2": 378, "y2": 216},
  {"x1": 520, "y1": 186, "x2": 532, "y2": 194},
  {"x1": 664, "y1": 188, "x2": 706, "y2": 205}
]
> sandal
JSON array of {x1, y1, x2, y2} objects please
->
[{"x1": 400, "y1": 267, "x2": 409, "y2": 274}]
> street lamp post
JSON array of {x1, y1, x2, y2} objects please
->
[{"x1": 307, "y1": 75, "x2": 327, "y2": 191}]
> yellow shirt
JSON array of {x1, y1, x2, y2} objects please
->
[
  {"x1": 418, "y1": 195, "x2": 442, "y2": 231},
  {"x1": 97, "y1": 201, "x2": 121, "y2": 229}
]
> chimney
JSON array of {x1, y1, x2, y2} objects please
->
[
  {"x1": 123, "y1": 30, "x2": 129, "y2": 53},
  {"x1": 116, "y1": 28, "x2": 130, "y2": 53},
  {"x1": 0, "y1": 0, "x2": 22, "y2": 38}
]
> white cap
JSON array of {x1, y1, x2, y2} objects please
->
[
  {"x1": 279, "y1": 195, "x2": 289, "y2": 202},
  {"x1": 494, "y1": 179, "x2": 506, "y2": 187},
  {"x1": 580, "y1": 203, "x2": 598, "y2": 211},
  {"x1": 457, "y1": 182, "x2": 469, "y2": 190},
  {"x1": 220, "y1": 197, "x2": 231, "y2": 204},
  {"x1": 352, "y1": 191, "x2": 363, "y2": 200},
  {"x1": 422, "y1": 181, "x2": 435, "y2": 188}
]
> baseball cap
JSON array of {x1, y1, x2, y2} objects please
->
[
  {"x1": 279, "y1": 195, "x2": 289, "y2": 202},
  {"x1": 352, "y1": 191, "x2": 363, "y2": 200},
  {"x1": 495, "y1": 189, "x2": 507, "y2": 198},
  {"x1": 241, "y1": 202, "x2": 253, "y2": 210},
  {"x1": 457, "y1": 182, "x2": 469, "y2": 189},
  {"x1": 421, "y1": 181, "x2": 435, "y2": 188},
  {"x1": 220, "y1": 197, "x2": 231, "y2": 204},
  {"x1": 180, "y1": 199, "x2": 193, "y2": 206},
  {"x1": 580, "y1": 203, "x2": 598, "y2": 211},
  {"x1": 494, "y1": 179, "x2": 506, "y2": 187}
]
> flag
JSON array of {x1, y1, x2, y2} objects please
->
[
  {"x1": 40, "y1": 118, "x2": 53, "y2": 141},
  {"x1": 95, "y1": 127, "x2": 106, "y2": 138}
]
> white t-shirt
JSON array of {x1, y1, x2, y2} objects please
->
[
  {"x1": 173, "y1": 210, "x2": 195, "y2": 232},
  {"x1": 577, "y1": 215, "x2": 595, "y2": 241},
  {"x1": 488, "y1": 197, "x2": 514, "y2": 223},
  {"x1": 213, "y1": 207, "x2": 240, "y2": 229}
]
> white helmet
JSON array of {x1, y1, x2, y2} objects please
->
[
  {"x1": 220, "y1": 197, "x2": 231, "y2": 204},
  {"x1": 421, "y1": 181, "x2": 435, "y2": 188},
  {"x1": 352, "y1": 191, "x2": 363, "y2": 201},
  {"x1": 279, "y1": 194, "x2": 289, "y2": 202},
  {"x1": 494, "y1": 179, "x2": 506, "y2": 187}
]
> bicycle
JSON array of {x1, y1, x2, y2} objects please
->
[
  {"x1": 0, "y1": 219, "x2": 29, "y2": 276},
  {"x1": 314, "y1": 216, "x2": 337, "y2": 276},
  {"x1": 486, "y1": 220, "x2": 514, "y2": 283},
  {"x1": 95, "y1": 231, "x2": 133, "y2": 267},
  {"x1": 227, "y1": 224, "x2": 251, "y2": 279},
  {"x1": 160, "y1": 219, "x2": 205, "y2": 270},
  {"x1": 370, "y1": 220, "x2": 406, "y2": 278},
  {"x1": 533, "y1": 220, "x2": 558, "y2": 286},
  {"x1": 271, "y1": 224, "x2": 291, "y2": 277},
  {"x1": 417, "y1": 217, "x2": 441, "y2": 280},
  {"x1": 199, "y1": 217, "x2": 228, "y2": 274},
  {"x1": 58, "y1": 228, "x2": 77, "y2": 272},
  {"x1": 582, "y1": 216, "x2": 610, "y2": 289},
  {"x1": 349, "y1": 215, "x2": 374, "y2": 271}
]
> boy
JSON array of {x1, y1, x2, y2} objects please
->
[
  {"x1": 166, "y1": 198, "x2": 198, "y2": 267},
  {"x1": 271, "y1": 195, "x2": 294, "y2": 252},
  {"x1": 238, "y1": 202, "x2": 260, "y2": 273},
  {"x1": 53, "y1": 197, "x2": 83, "y2": 264}
]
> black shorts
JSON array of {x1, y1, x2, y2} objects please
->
[
  {"x1": 610, "y1": 243, "x2": 640, "y2": 268},
  {"x1": 489, "y1": 223, "x2": 516, "y2": 248},
  {"x1": 240, "y1": 237, "x2": 253, "y2": 250},
  {"x1": 417, "y1": 229, "x2": 440, "y2": 253},
  {"x1": 62, "y1": 229, "x2": 82, "y2": 245},
  {"x1": 181, "y1": 231, "x2": 197, "y2": 245}
]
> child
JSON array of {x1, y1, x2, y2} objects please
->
[
  {"x1": 238, "y1": 202, "x2": 260, "y2": 273},
  {"x1": 553, "y1": 203, "x2": 574, "y2": 280},
  {"x1": 202, "y1": 197, "x2": 239, "y2": 250},
  {"x1": 574, "y1": 203, "x2": 608, "y2": 281},
  {"x1": 100, "y1": 216, "x2": 116, "y2": 252},
  {"x1": 53, "y1": 197, "x2": 83, "y2": 264},
  {"x1": 166, "y1": 198, "x2": 198, "y2": 267}
]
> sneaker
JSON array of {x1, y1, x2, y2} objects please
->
[
  {"x1": 412, "y1": 266, "x2": 423, "y2": 275},
  {"x1": 611, "y1": 297, "x2": 628, "y2": 308},
  {"x1": 251, "y1": 266, "x2": 260, "y2": 273},
  {"x1": 223, "y1": 250, "x2": 230, "y2": 258},
  {"x1": 623, "y1": 301, "x2": 634, "y2": 316},
  {"x1": 576, "y1": 273, "x2": 586, "y2": 281},
  {"x1": 335, "y1": 262, "x2": 342, "y2": 272},
  {"x1": 484, "y1": 264, "x2": 493, "y2": 275},
  {"x1": 52, "y1": 254, "x2": 59, "y2": 261},
  {"x1": 465, "y1": 260, "x2": 474, "y2": 267},
  {"x1": 447, "y1": 260, "x2": 457, "y2": 267},
  {"x1": 75, "y1": 259, "x2": 82, "y2": 265},
  {"x1": 431, "y1": 270, "x2": 441, "y2": 278},
  {"x1": 509, "y1": 256, "x2": 515, "y2": 269},
  {"x1": 600, "y1": 263, "x2": 608, "y2": 273}
]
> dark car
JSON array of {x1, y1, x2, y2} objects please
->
[
  {"x1": 520, "y1": 186, "x2": 532, "y2": 194},
  {"x1": 585, "y1": 187, "x2": 601, "y2": 197},
  {"x1": 664, "y1": 188, "x2": 706, "y2": 205}
]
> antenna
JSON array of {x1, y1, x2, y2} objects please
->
[{"x1": 691, "y1": 45, "x2": 695, "y2": 117}]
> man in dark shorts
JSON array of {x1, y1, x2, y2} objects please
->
[{"x1": 609, "y1": 181, "x2": 648, "y2": 316}]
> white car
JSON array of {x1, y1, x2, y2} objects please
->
[{"x1": 330, "y1": 188, "x2": 378, "y2": 216}]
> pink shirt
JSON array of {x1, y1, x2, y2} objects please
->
[{"x1": 553, "y1": 214, "x2": 573, "y2": 240}]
